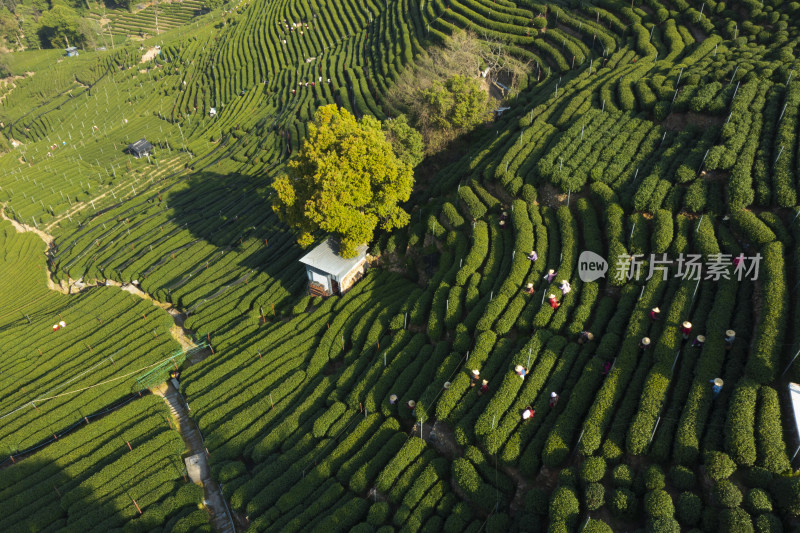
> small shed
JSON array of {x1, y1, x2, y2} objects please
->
[
  {"x1": 299, "y1": 238, "x2": 368, "y2": 297},
  {"x1": 127, "y1": 139, "x2": 153, "y2": 158},
  {"x1": 65, "y1": 47, "x2": 79, "y2": 57}
]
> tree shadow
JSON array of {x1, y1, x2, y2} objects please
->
[
  {"x1": 0, "y1": 447, "x2": 206, "y2": 531},
  {"x1": 0, "y1": 457, "x2": 127, "y2": 531},
  {"x1": 162, "y1": 170, "x2": 307, "y2": 313}
]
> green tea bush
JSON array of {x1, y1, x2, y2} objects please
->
[
  {"x1": 609, "y1": 487, "x2": 638, "y2": 519},
  {"x1": 745, "y1": 488, "x2": 773, "y2": 514},
  {"x1": 713, "y1": 480, "x2": 744, "y2": 508},
  {"x1": 584, "y1": 482, "x2": 605, "y2": 511},
  {"x1": 719, "y1": 507, "x2": 754, "y2": 533},
  {"x1": 706, "y1": 451, "x2": 737, "y2": 481},
  {"x1": 549, "y1": 486, "x2": 580, "y2": 528},
  {"x1": 612, "y1": 464, "x2": 634, "y2": 487},
  {"x1": 645, "y1": 465, "x2": 666, "y2": 491},
  {"x1": 669, "y1": 465, "x2": 696, "y2": 491},
  {"x1": 579, "y1": 456, "x2": 607, "y2": 484},
  {"x1": 676, "y1": 492, "x2": 703, "y2": 526},
  {"x1": 753, "y1": 513, "x2": 783, "y2": 533},
  {"x1": 526, "y1": 487, "x2": 550, "y2": 515},
  {"x1": 645, "y1": 489, "x2": 674, "y2": 518}
]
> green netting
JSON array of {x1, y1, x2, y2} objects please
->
[{"x1": 135, "y1": 341, "x2": 208, "y2": 391}]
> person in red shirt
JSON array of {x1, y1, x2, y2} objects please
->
[
  {"x1": 548, "y1": 294, "x2": 560, "y2": 309},
  {"x1": 649, "y1": 307, "x2": 660, "y2": 321},
  {"x1": 524, "y1": 283, "x2": 535, "y2": 295},
  {"x1": 479, "y1": 380, "x2": 489, "y2": 395},
  {"x1": 680, "y1": 321, "x2": 693, "y2": 340}
]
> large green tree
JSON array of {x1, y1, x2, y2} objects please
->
[
  {"x1": 382, "y1": 114, "x2": 424, "y2": 168},
  {"x1": 419, "y1": 75, "x2": 489, "y2": 133},
  {"x1": 272, "y1": 105, "x2": 414, "y2": 258},
  {"x1": 38, "y1": 4, "x2": 81, "y2": 48}
]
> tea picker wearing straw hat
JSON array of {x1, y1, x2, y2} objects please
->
[
  {"x1": 692, "y1": 335, "x2": 705, "y2": 348},
  {"x1": 725, "y1": 330, "x2": 736, "y2": 350},
  {"x1": 549, "y1": 391, "x2": 559, "y2": 407},
  {"x1": 524, "y1": 282, "x2": 535, "y2": 295}
]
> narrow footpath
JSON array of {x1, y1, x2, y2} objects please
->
[{"x1": 155, "y1": 381, "x2": 236, "y2": 533}]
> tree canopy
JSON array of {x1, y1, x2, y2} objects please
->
[
  {"x1": 419, "y1": 74, "x2": 489, "y2": 132},
  {"x1": 382, "y1": 114, "x2": 424, "y2": 168},
  {"x1": 271, "y1": 105, "x2": 415, "y2": 258},
  {"x1": 38, "y1": 4, "x2": 81, "y2": 48}
]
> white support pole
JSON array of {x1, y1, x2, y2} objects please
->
[
  {"x1": 781, "y1": 348, "x2": 800, "y2": 376},
  {"x1": 649, "y1": 416, "x2": 661, "y2": 444},
  {"x1": 671, "y1": 349, "x2": 681, "y2": 374}
]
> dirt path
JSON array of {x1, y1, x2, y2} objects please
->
[
  {"x1": 141, "y1": 47, "x2": 161, "y2": 63},
  {"x1": 0, "y1": 72, "x2": 33, "y2": 106},
  {"x1": 101, "y1": 279, "x2": 202, "y2": 352},
  {"x1": 154, "y1": 381, "x2": 236, "y2": 533},
  {"x1": 502, "y1": 464, "x2": 531, "y2": 513},
  {"x1": 1, "y1": 202, "x2": 55, "y2": 244},
  {"x1": 2, "y1": 202, "x2": 204, "y2": 354},
  {"x1": 4, "y1": 196, "x2": 230, "y2": 530}
]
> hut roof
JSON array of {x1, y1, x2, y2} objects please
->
[
  {"x1": 128, "y1": 139, "x2": 153, "y2": 155},
  {"x1": 299, "y1": 238, "x2": 367, "y2": 281}
]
